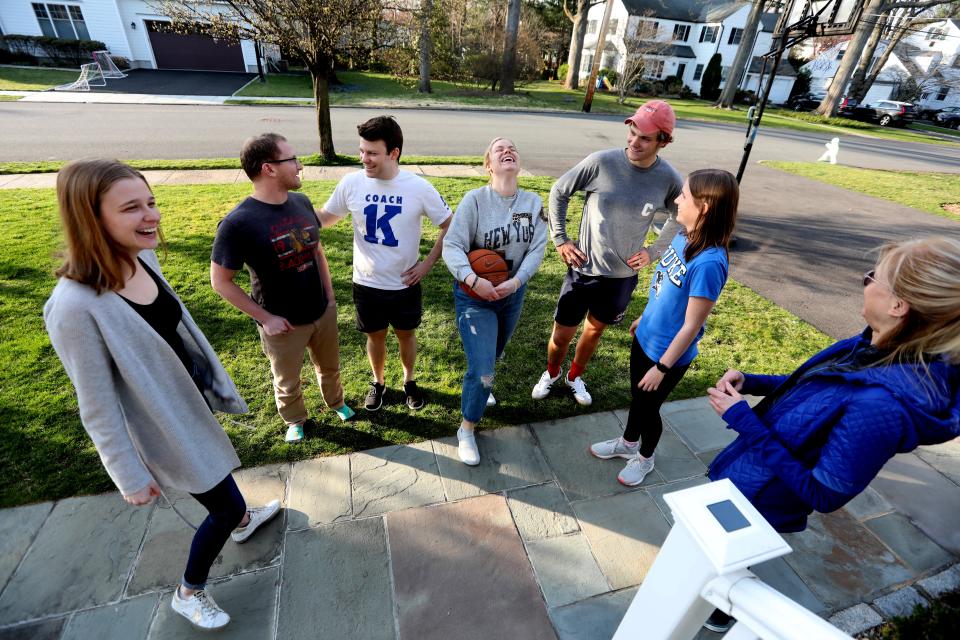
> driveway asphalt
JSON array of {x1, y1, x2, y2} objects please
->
[{"x1": 86, "y1": 69, "x2": 255, "y2": 96}]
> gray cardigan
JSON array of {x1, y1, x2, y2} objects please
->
[{"x1": 44, "y1": 250, "x2": 245, "y2": 496}]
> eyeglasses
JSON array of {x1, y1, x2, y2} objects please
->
[
  {"x1": 862, "y1": 270, "x2": 894, "y2": 291},
  {"x1": 264, "y1": 156, "x2": 300, "y2": 165}
]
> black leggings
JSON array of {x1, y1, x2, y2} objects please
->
[
  {"x1": 182, "y1": 474, "x2": 247, "y2": 589},
  {"x1": 624, "y1": 341, "x2": 690, "y2": 458}
]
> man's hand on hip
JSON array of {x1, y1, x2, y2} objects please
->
[
  {"x1": 557, "y1": 241, "x2": 587, "y2": 269},
  {"x1": 627, "y1": 248, "x2": 651, "y2": 271},
  {"x1": 262, "y1": 314, "x2": 294, "y2": 336}
]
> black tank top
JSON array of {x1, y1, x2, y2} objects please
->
[{"x1": 119, "y1": 258, "x2": 195, "y2": 377}]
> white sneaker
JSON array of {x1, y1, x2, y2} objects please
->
[
  {"x1": 457, "y1": 426, "x2": 480, "y2": 466},
  {"x1": 565, "y1": 375, "x2": 593, "y2": 406},
  {"x1": 590, "y1": 437, "x2": 639, "y2": 460},
  {"x1": 171, "y1": 587, "x2": 230, "y2": 630},
  {"x1": 231, "y1": 499, "x2": 281, "y2": 543},
  {"x1": 486, "y1": 393, "x2": 497, "y2": 407},
  {"x1": 532, "y1": 369, "x2": 562, "y2": 399},
  {"x1": 618, "y1": 453, "x2": 655, "y2": 487}
]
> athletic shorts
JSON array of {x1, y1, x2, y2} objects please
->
[
  {"x1": 554, "y1": 268, "x2": 638, "y2": 327},
  {"x1": 353, "y1": 282, "x2": 423, "y2": 333}
]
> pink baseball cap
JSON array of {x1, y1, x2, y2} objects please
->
[{"x1": 624, "y1": 100, "x2": 675, "y2": 137}]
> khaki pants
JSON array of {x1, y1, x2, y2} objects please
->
[{"x1": 258, "y1": 305, "x2": 344, "y2": 425}]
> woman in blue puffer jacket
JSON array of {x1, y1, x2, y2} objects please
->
[
  {"x1": 700, "y1": 237, "x2": 960, "y2": 633},
  {"x1": 707, "y1": 237, "x2": 960, "y2": 534}
]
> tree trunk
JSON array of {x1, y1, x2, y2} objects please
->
[
  {"x1": 716, "y1": 0, "x2": 765, "y2": 108},
  {"x1": 500, "y1": 0, "x2": 522, "y2": 94},
  {"x1": 418, "y1": 0, "x2": 433, "y2": 93},
  {"x1": 816, "y1": 0, "x2": 885, "y2": 117},
  {"x1": 848, "y1": 12, "x2": 888, "y2": 102},
  {"x1": 855, "y1": 19, "x2": 913, "y2": 103},
  {"x1": 565, "y1": 0, "x2": 590, "y2": 90},
  {"x1": 311, "y1": 70, "x2": 335, "y2": 161}
]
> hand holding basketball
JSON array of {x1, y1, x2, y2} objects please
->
[{"x1": 460, "y1": 249, "x2": 509, "y2": 301}]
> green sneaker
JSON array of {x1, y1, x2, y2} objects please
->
[
  {"x1": 334, "y1": 405, "x2": 356, "y2": 422},
  {"x1": 284, "y1": 422, "x2": 304, "y2": 443}
]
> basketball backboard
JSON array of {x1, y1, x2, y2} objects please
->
[{"x1": 774, "y1": 0, "x2": 865, "y2": 38}]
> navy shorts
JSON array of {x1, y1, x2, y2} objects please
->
[
  {"x1": 554, "y1": 268, "x2": 638, "y2": 327},
  {"x1": 353, "y1": 282, "x2": 422, "y2": 333}
]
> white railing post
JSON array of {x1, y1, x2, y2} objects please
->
[{"x1": 612, "y1": 479, "x2": 794, "y2": 639}]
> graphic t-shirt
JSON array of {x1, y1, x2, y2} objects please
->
[
  {"x1": 323, "y1": 170, "x2": 452, "y2": 290},
  {"x1": 211, "y1": 192, "x2": 327, "y2": 325},
  {"x1": 635, "y1": 233, "x2": 728, "y2": 367}
]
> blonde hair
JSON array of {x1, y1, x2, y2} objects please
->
[
  {"x1": 55, "y1": 159, "x2": 162, "y2": 294},
  {"x1": 875, "y1": 237, "x2": 960, "y2": 365},
  {"x1": 482, "y1": 137, "x2": 516, "y2": 179}
]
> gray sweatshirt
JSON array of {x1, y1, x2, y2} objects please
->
[
  {"x1": 549, "y1": 148, "x2": 683, "y2": 278},
  {"x1": 443, "y1": 185, "x2": 548, "y2": 286}
]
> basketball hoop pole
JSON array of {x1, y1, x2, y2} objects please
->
[{"x1": 736, "y1": 0, "x2": 852, "y2": 183}]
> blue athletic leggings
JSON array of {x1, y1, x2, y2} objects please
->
[{"x1": 182, "y1": 474, "x2": 247, "y2": 589}]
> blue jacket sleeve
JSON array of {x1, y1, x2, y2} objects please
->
[
  {"x1": 740, "y1": 373, "x2": 789, "y2": 397},
  {"x1": 720, "y1": 397, "x2": 906, "y2": 513}
]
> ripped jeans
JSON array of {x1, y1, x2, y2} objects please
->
[{"x1": 454, "y1": 281, "x2": 527, "y2": 423}]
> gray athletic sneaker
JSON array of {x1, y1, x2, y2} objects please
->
[
  {"x1": 590, "y1": 437, "x2": 639, "y2": 460},
  {"x1": 618, "y1": 453, "x2": 655, "y2": 486}
]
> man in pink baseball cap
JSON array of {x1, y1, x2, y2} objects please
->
[{"x1": 531, "y1": 99, "x2": 683, "y2": 407}]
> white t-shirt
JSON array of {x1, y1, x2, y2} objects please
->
[{"x1": 323, "y1": 170, "x2": 452, "y2": 290}]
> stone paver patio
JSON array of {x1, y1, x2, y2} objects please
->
[{"x1": 1, "y1": 398, "x2": 957, "y2": 639}]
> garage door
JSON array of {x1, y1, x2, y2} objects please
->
[{"x1": 146, "y1": 21, "x2": 245, "y2": 72}]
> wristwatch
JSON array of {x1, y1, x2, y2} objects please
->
[{"x1": 655, "y1": 361, "x2": 671, "y2": 373}]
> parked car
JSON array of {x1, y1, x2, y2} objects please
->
[
  {"x1": 934, "y1": 106, "x2": 960, "y2": 129},
  {"x1": 785, "y1": 92, "x2": 826, "y2": 111},
  {"x1": 844, "y1": 100, "x2": 917, "y2": 127}
]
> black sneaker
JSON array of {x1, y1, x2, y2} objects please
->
[
  {"x1": 703, "y1": 609, "x2": 734, "y2": 633},
  {"x1": 403, "y1": 380, "x2": 425, "y2": 410},
  {"x1": 365, "y1": 382, "x2": 385, "y2": 411}
]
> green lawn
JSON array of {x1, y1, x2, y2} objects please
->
[
  {"x1": 0, "y1": 95, "x2": 22, "y2": 101},
  {"x1": 0, "y1": 177, "x2": 831, "y2": 507},
  {"x1": 909, "y1": 122, "x2": 960, "y2": 138},
  {"x1": 0, "y1": 155, "x2": 483, "y2": 175},
  {"x1": 762, "y1": 162, "x2": 960, "y2": 222},
  {"x1": 0, "y1": 65, "x2": 78, "y2": 90}
]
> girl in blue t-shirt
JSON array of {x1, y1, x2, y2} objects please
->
[{"x1": 589, "y1": 169, "x2": 739, "y2": 486}]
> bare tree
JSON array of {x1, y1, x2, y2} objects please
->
[
  {"x1": 615, "y1": 17, "x2": 672, "y2": 104},
  {"x1": 816, "y1": 0, "x2": 955, "y2": 117},
  {"x1": 501, "y1": 0, "x2": 522, "y2": 93},
  {"x1": 157, "y1": 0, "x2": 379, "y2": 160},
  {"x1": 716, "y1": 0, "x2": 767, "y2": 108},
  {"x1": 563, "y1": 0, "x2": 602, "y2": 89},
  {"x1": 419, "y1": 0, "x2": 433, "y2": 93}
]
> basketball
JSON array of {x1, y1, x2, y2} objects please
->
[{"x1": 460, "y1": 249, "x2": 509, "y2": 299}]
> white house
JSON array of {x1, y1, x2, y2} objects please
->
[
  {"x1": 0, "y1": 0, "x2": 263, "y2": 72},
  {"x1": 580, "y1": 0, "x2": 797, "y2": 103},
  {"x1": 801, "y1": 18, "x2": 960, "y2": 110}
]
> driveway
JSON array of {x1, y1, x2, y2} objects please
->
[{"x1": 87, "y1": 69, "x2": 255, "y2": 96}]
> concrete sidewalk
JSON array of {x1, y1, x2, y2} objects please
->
[
  {"x1": 0, "y1": 165, "x2": 507, "y2": 190},
  {"x1": 1, "y1": 397, "x2": 957, "y2": 640}
]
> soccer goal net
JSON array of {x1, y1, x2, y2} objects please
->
[
  {"x1": 92, "y1": 50, "x2": 127, "y2": 79},
  {"x1": 54, "y1": 62, "x2": 106, "y2": 92}
]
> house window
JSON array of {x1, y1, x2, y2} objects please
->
[
  {"x1": 582, "y1": 53, "x2": 594, "y2": 71},
  {"x1": 699, "y1": 26, "x2": 718, "y2": 43},
  {"x1": 635, "y1": 19, "x2": 658, "y2": 39},
  {"x1": 693, "y1": 63, "x2": 704, "y2": 80},
  {"x1": 673, "y1": 24, "x2": 690, "y2": 42},
  {"x1": 32, "y1": 3, "x2": 88, "y2": 40},
  {"x1": 927, "y1": 28, "x2": 946, "y2": 41},
  {"x1": 645, "y1": 59, "x2": 665, "y2": 79},
  {"x1": 587, "y1": 20, "x2": 597, "y2": 35},
  {"x1": 607, "y1": 19, "x2": 619, "y2": 36},
  {"x1": 835, "y1": 48, "x2": 846, "y2": 60},
  {"x1": 937, "y1": 86, "x2": 949, "y2": 100},
  {"x1": 721, "y1": 66, "x2": 730, "y2": 81},
  {"x1": 728, "y1": 28, "x2": 743, "y2": 45}
]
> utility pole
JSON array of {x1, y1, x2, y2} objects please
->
[{"x1": 582, "y1": 0, "x2": 614, "y2": 113}]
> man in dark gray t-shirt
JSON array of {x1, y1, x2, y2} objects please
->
[{"x1": 531, "y1": 100, "x2": 683, "y2": 406}]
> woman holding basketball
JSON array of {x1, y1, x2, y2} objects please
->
[
  {"x1": 442, "y1": 137, "x2": 548, "y2": 465},
  {"x1": 589, "y1": 169, "x2": 738, "y2": 486}
]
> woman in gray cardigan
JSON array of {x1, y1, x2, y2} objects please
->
[
  {"x1": 44, "y1": 160, "x2": 280, "y2": 631},
  {"x1": 442, "y1": 138, "x2": 548, "y2": 465}
]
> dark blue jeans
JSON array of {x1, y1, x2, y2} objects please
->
[
  {"x1": 454, "y1": 281, "x2": 527, "y2": 423},
  {"x1": 182, "y1": 474, "x2": 247, "y2": 589}
]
